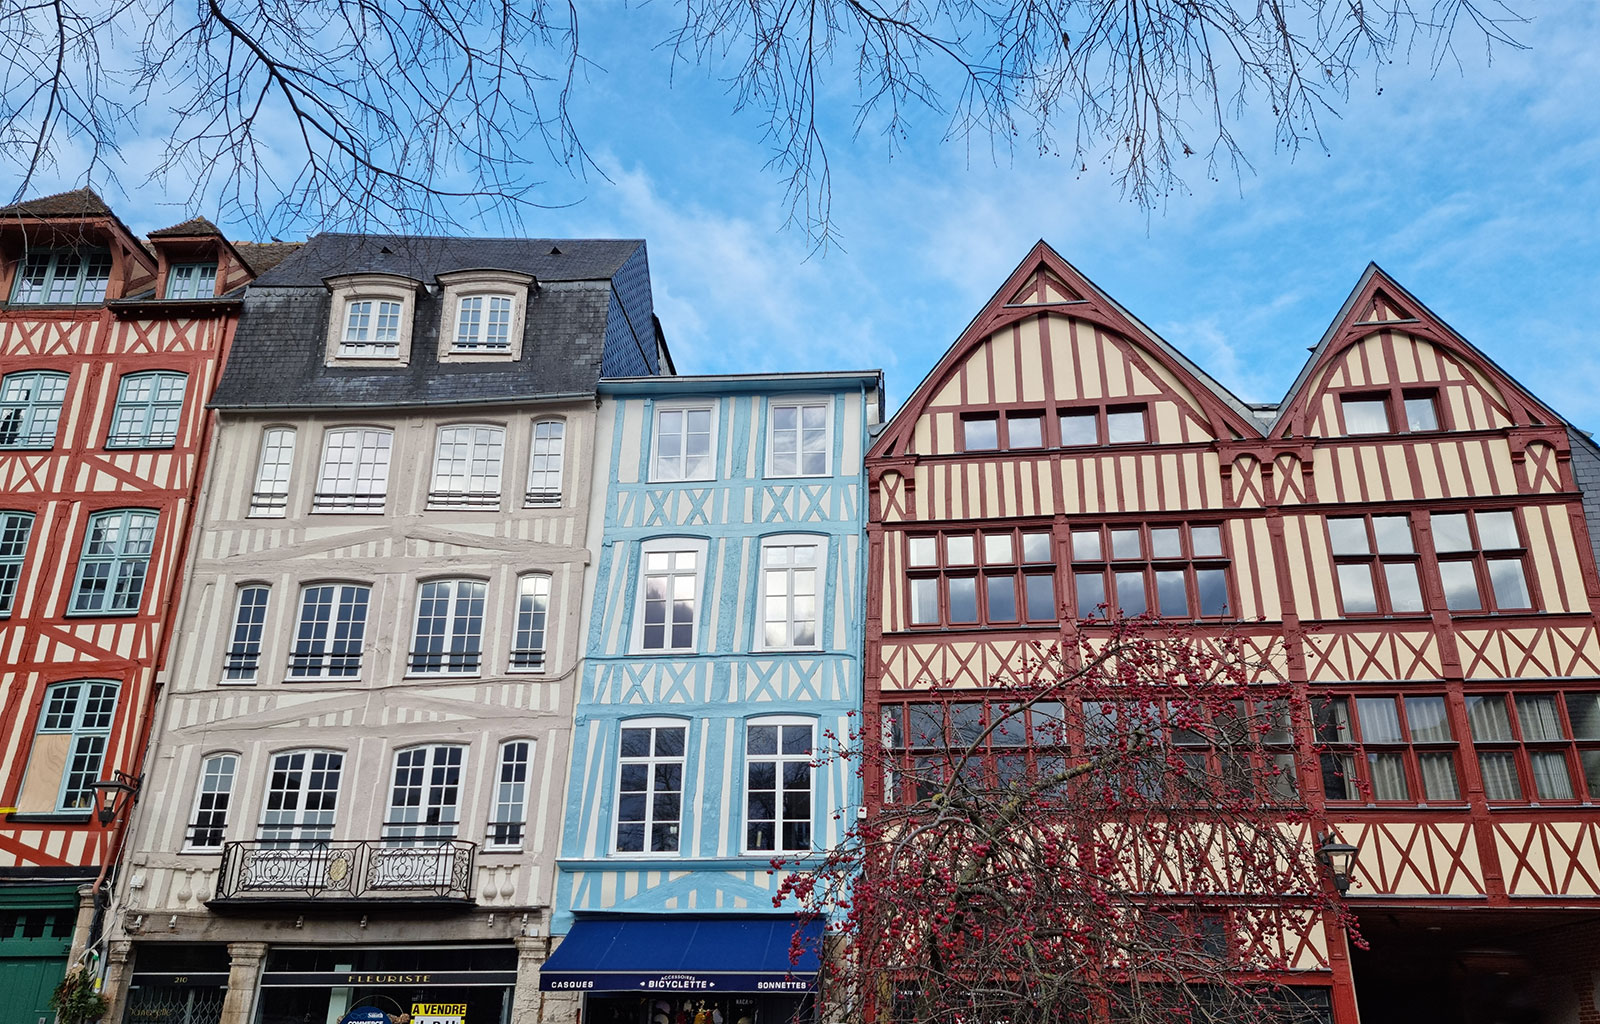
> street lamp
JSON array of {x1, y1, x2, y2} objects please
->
[
  {"x1": 91, "y1": 771, "x2": 140, "y2": 826},
  {"x1": 1316, "y1": 832, "x2": 1359, "y2": 895}
]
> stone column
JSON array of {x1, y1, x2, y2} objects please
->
[
  {"x1": 511, "y1": 935, "x2": 570, "y2": 1024},
  {"x1": 67, "y1": 884, "x2": 97, "y2": 965},
  {"x1": 220, "y1": 942, "x2": 270, "y2": 1024},
  {"x1": 101, "y1": 940, "x2": 135, "y2": 1024}
]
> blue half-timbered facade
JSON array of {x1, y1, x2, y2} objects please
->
[{"x1": 544, "y1": 372, "x2": 881, "y2": 1022}]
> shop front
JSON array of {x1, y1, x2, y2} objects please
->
[
  {"x1": 256, "y1": 945, "x2": 518, "y2": 1024},
  {"x1": 539, "y1": 917, "x2": 821, "y2": 1024}
]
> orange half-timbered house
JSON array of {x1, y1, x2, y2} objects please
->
[
  {"x1": 0, "y1": 190, "x2": 272, "y2": 1016},
  {"x1": 865, "y1": 241, "x2": 1600, "y2": 1023}
]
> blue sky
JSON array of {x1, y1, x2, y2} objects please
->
[{"x1": 61, "y1": 4, "x2": 1600, "y2": 428}]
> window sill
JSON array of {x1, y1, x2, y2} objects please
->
[
  {"x1": 0, "y1": 442, "x2": 56, "y2": 451},
  {"x1": 523, "y1": 496, "x2": 564, "y2": 509},
  {"x1": 6, "y1": 812, "x2": 93, "y2": 824},
  {"x1": 217, "y1": 679, "x2": 259, "y2": 687},
  {"x1": 247, "y1": 511, "x2": 288, "y2": 519},
  {"x1": 105, "y1": 443, "x2": 176, "y2": 451},
  {"x1": 754, "y1": 646, "x2": 824, "y2": 655},
  {"x1": 179, "y1": 847, "x2": 225, "y2": 856},
  {"x1": 763, "y1": 472, "x2": 832, "y2": 481},
  {"x1": 404, "y1": 672, "x2": 483, "y2": 680},
  {"x1": 283, "y1": 675, "x2": 363, "y2": 683},
  {"x1": 506, "y1": 666, "x2": 548, "y2": 675},
  {"x1": 64, "y1": 608, "x2": 140, "y2": 618},
  {"x1": 308, "y1": 508, "x2": 387, "y2": 515}
]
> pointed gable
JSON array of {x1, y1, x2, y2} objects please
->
[
  {"x1": 871, "y1": 241, "x2": 1262, "y2": 461},
  {"x1": 1272, "y1": 264, "x2": 1558, "y2": 439}
]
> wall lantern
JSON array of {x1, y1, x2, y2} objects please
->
[
  {"x1": 91, "y1": 771, "x2": 140, "y2": 826},
  {"x1": 1316, "y1": 832, "x2": 1359, "y2": 895}
]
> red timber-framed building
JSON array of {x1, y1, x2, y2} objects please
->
[
  {"x1": 863, "y1": 241, "x2": 1600, "y2": 1023},
  {"x1": 0, "y1": 189, "x2": 276, "y2": 1015}
]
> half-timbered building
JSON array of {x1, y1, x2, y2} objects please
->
[
  {"x1": 100, "y1": 233, "x2": 671, "y2": 1024},
  {"x1": 865, "y1": 241, "x2": 1600, "y2": 1023},
  {"x1": 542, "y1": 372, "x2": 881, "y2": 1024},
  {"x1": 0, "y1": 190, "x2": 272, "y2": 1019}
]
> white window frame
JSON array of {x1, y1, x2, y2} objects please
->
[
  {"x1": 222, "y1": 584, "x2": 270, "y2": 683},
  {"x1": 614, "y1": 717, "x2": 689, "y2": 856},
  {"x1": 650, "y1": 402, "x2": 717, "y2": 483},
  {"x1": 184, "y1": 752, "x2": 239, "y2": 851},
  {"x1": 436, "y1": 269, "x2": 532, "y2": 362},
  {"x1": 408, "y1": 578, "x2": 487, "y2": 676},
  {"x1": 510, "y1": 572, "x2": 552, "y2": 673},
  {"x1": 743, "y1": 716, "x2": 816, "y2": 855},
  {"x1": 765, "y1": 396, "x2": 834, "y2": 478},
  {"x1": 382, "y1": 744, "x2": 466, "y2": 843},
  {"x1": 287, "y1": 583, "x2": 370, "y2": 679},
  {"x1": 313, "y1": 427, "x2": 392, "y2": 513},
  {"x1": 428, "y1": 424, "x2": 505, "y2": 509},
  {"x1": 487, "y1": 739, "x2": 534, "y2": 850},
  {"x1": 256, "y1": 749, "x2": 343, "y2": 848},
  {"x1": 525, "y1": 419, "x2": 566, "y2": 507},
  {"x1": 250, "y1": 427, "x2": 296, "y2": 516},
  {"x1": 632, "y1": 538, "x2": 709, "y2": 654},
  {"x1": 322, "y1": 273, "x2": 419, "y2": 366},
  {"x1": 756, "y1": 534, "x2": 826, "y2": 651}
]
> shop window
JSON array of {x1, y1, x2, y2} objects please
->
[
  {"x1": 1316, "y1": 694, "x2": 1462, "y2": 803},
  {"x1": 185, "y1": 753, "x2": 238, "y2": 850},
  {"x1": 408, "y1": 578, "x2": 486, "y2": 675},
  {"x1": 745, "y1": 719, "x2": 814, "y2": 853},
  {"x1": 510, "y1": 573, "x2": 551, "y2": 672},
  {"x1": 1467, "y1": 691, "x2": 1600, "y2": 802},
  {"x1": 905, "y1": 527, "x2": 1054, "y2": 628},
  {"x1": 70, "y1": 509, "x2": 158, "y2": 615},
  {"x1": 615, "y1": 720, "x2": 686, "y2": 854},
  {"x1": 0, "y1": 370, "x2": 68, "y2": 448},
  {"x1": 768, "y1": 399, "x2": 832, "y2": 476},
  {"x1": 250, "y1": 427, "x2": 296, "y2": 516},
  {"x1": 1069, "y1": 522, "x2": 1228, "y2": 619},
  {"x1": 288, "y1": 583, "x2": 369, "y2": 678},
  {"x1": 634, "y1": 540, "x2": 706, "y2": 653},
  {"x1": 1432, "y1": 510, "x2": 1534, "y2": 612},
  {"x1": 313, "y1": 427, "x2": 392, "y2": 512},
  {"x1": 0, "y1": 511, "x2": 34, "y2": 616},
  {"x1": 759, "y1": 536, "x2": 823, "y2": 650},
  {"x1": 11, "y1": 249, "x2": 111, "y2": 304},
  {"x1": 429, "y1": 424, "x2": 504, "y2": 508},
  {"x1": 652, "y1": 405, "x2": 715, "y2": 481},
  {"x1": 223, "y1": 585, "x2": 270, "y2": 682},
  {"x1": 1327, "y1": 514, "x2": 1424, "y2": 615},
  {"x1": 166, "y1": 262, "x2": 218, "y2": 299},
  {"x1": 487, "y1": 740, "x2": 532, "y2": 850},
  {"x1": 525, "y1": 419, "x2": 565, "y2": 506},
  {"x1": 15, "y1": 680, "x2": 117, "y2": 814}
]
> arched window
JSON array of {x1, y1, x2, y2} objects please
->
[
  {"x1": 314, "y1": 427, "x2": 392, "y2": 512},
  {"x1": 0, "y1": 370, "x2": 69, "y2": 449},
  {"x1": 429, "y1": 424, "x2": 504, "y2": 508},
  {"x1": 744, "y1": 717, "x2": 815, "y2": 854},
  {"x1": 525, "y1": 419, "x2": 565, "y2": 506},
  {"x1": 0, "y1": 511, "x2": 35, "y2": 616},
  {"x1": 250, "y1": 427, "x2": 296, "y2": 516},
  {"x1": 258, "y1": 750, "x2": 344, "y2": 846},
  {"x1": 510, "y1": 573, "x2": 551, "y2": 672},
  {"x1": 615, "y1": 719, "x2": 687, "y2": 854},
  {"x1": 223, "y1": 585, "x2": 270, "y2": 682},
  {"x1": 488, "y1": 740, "x2": 534, "y2": 850},
  {"x1": 107, "y1": 371, "x2": 187, "y2": 447},
  {"x1": 408, "y1": 579, "x2": 486, "y2": 675},
  {"x1": 70, "y1": 510, "x2": 159, "y2": 615},
  {"x1": 16, "y1": 681, "x2": 118, "y2": 814},
  {"x1": 289, "y1": 583, "x2": 370, "y2": 678},
  {"x1": 186, "y1": 753, "x2": 239, "y2": 850}
]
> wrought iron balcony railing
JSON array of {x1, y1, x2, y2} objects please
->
[{"x1": 211, "y1": 839, "x2": 476, "y2": 905}]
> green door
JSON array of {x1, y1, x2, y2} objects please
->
[
  {"x1": 0, "y1": 955, "x2": 67, "y2": 1024},
  {"x1": 0, "y1": 888, "x2": 79, "y2": 1024}
]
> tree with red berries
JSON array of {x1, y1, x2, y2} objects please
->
[{"x1": 782, "y1": 617, "x2": 1351, "y2": 1023}]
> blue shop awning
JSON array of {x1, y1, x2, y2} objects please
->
[{"x1": 539, "y1": 916, "x2": 823, "y2": 993}]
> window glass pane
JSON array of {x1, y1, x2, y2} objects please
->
[
  {"x1": 1439, "y1": 561, "x2": 1482, "y2": 610},
  {"x1": 910, "y1": 578, "x2": 939, "y2": 625},
  {"x1": 1075, "y1": 573, "x2": 1106, "y2": 617},
  {"x1": 1565, "y1": 694, "x2": 1600, "y2": 739},
  {"x1": 1384, "y1": 562, "x2": 1424, "y2": 613},
  {"x1": 1466, "y1": 696, "x2": 1513, "y2": 741},
  {"x1": 1110, "y1": 529, "x2": 1141, "y2": 560},
  {"x1": 1194, "y1": 569, "x2": 1228, "y2": 616},
  {"x1": 1368, "y1": 752, "x2": 1410, "y2": 800},
  {"x1": 1371, "y1": 516, "x2": 1414, "y2": 554},
  {"x1": 1149, "y1": 528, "x2": 1181, "y2": 559},
  {"x1": 1581, "y1": 751, "x2": 1600, "y2": 798},
  {"x1": 983, "y1": 534, "x2": 1013, "y2": 565},
  {"x1": 907, "y1": 537, "x2": 937, "y2": 568},
  {"x1": 1356, "y1": 698, "x2": 1404, "y2": 744},
  {"x1": 1327, "y1": 518, "x2": 1370, "y2": 556},
  {"x1": 1487, "y1": 559, "x2": 1530, "y2": 608},
  {"x1": 1404, "y1": 696, "x2": 1452, "y2": 743},
  {"x1": 1342, "y1": 398, "x2": 1390, "y2": 434},
  {"x1": 946, "y1": 535, "x2": 975, "y2": 566},
  {"x1": 1106, "y1": 409, "x2": 1145, "y2": 443},
  {"x1": 1114, "y1": 571, "x2": 1145, "y2": 615},
  {"x1": 985, "y1": 576, "x2": 1017, "y2": 622},
  {"x1": 948, "y1": 578, "x2": 978, "y2": 623},
  {"x1": 1515, "y1": 695, "x2": 1565, "y2": 741},
  {"x1": 1007, "y1": 413, "x2": 1043, "y2": 448},
  {"x1": 1418, "y1": 753, "x2": 1460, "y2": 801},
  {"x1": 1404, "y1": 395, "x2": 1439, "y2": 431},
  {"x1": 1071, "y1": 530, "x2": 1102, "y2": 561},
  {"x1": 1432, "y1": 513, "x2": 1472, "y2": 552},
  {"x1": 1021, "y1": 533, "x2": 1051, "y2": 563},
  {"x1": 963, "y1": 416, "x2": 998, "y2": 451},
  {"x1": 527, "y1": 420, "x2": 565, "y2": 502},
  {"x1": 1478, "y1": 752, "x2": 1523, "y2": 800},
  {"x1": 1320, "y1": 753, "x2": 1358, "y2": 801},
  {"x1": 1314, "y1": 698, "x2": 1352, "y2": 744},
  {"x1": 1337, "y1": 564, "x2": 1377, "y2": 613},
  {"x1": 949, "y1": 703, "x2": 984, "y2": 746},
  {"x1": 1530, "y1": 752, "x2": 1575, "y2": 800},
  {"x1": 1155, "y1": 570, "x2": 1187, "y2": 617},
  {"x1": 1190, "y1": 526, "x2": 1222, "y2": 558},
  {"x1": 1477, "y1": 511, "x2": 1519, "y2": 550},
  {"x1": 1059, "y1": 412, "x2": 1098, "y2": 445},
  {"x1": 1024, "y1": 574, "x2": 1055, "y2": 621}
]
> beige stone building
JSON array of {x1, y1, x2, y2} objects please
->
[{"x1": 102, "y1": 233, "x2": 671, "y2": 1024}]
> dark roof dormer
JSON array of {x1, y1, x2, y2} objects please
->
[{"x1": 0, "y1": 187, "x2": 156, "y2": 307}]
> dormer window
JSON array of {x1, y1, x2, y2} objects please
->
[
  {"x1": 322, "y1": 273, "x2": 419, "y2": 366},
  {"x1": 166, "y1": 262, "x2": 218, "y2": 299},
  {"x1": 436, "y1": 269, "x2": 532, "y2": 362},
  {"x1": 12, "y1": 250, "x2": 112, "y2": 305}
]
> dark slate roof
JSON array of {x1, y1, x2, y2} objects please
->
[
  {"x1": 232, "y1": 241, "x2": 302, "y2": 276},
  {"x1": 212, "y1": 232, "x2": 664, "y2": 410},
  {"x1": 149, "y1": 215, "x2": 222, "y2": 237},
  {"x1": 0, "y1": 187, "x2": 113, "y2": 218}
]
